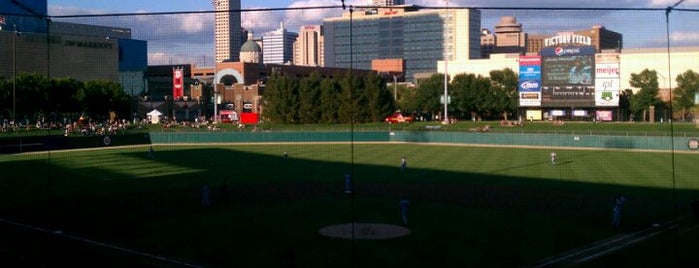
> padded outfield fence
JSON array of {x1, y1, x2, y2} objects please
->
[{"x1": 149, "y1": 131, "x2": 699, "y2": 152}]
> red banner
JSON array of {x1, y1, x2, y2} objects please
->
[
  {"x1": 240, "y1": 113, "x2": 259, "y2": 125},
  {"x1": 173, "y1": 67, "x2": 184, "y2": 99}
]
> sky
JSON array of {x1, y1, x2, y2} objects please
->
[{"x1": 44, "y1": 0, "x2": 699, "y2": 65}]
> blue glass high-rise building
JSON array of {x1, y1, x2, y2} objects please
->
[
  {"x1": 323, "y1": 5, "x2": 481, "y2": 82},
  {"x1": 0, "y1": 0, "x2": 48, "y2": 33}
]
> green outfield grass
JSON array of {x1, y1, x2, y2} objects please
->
[{"x1": 1, "y1": 143, "x2": 698, "y2": 267}]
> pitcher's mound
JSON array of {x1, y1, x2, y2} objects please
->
[{"x1": 319, "y1": 223, "x2": 410, "y2": 240}]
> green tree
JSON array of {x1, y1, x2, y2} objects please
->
[
  {"x1": 395, "y1": 83, "x2": 417, "y2": 113},
  {"x1": 15, "y1": 73, "x2": 51, "y2": 122},
  {"x1": 362, "y1": 72, "x2": 395, "y2": 122},
  {"x1": 489, "y1": 68, "x2": 519, "y2": 120},
  {"x1": 337, "y1": 74, "x2": 364, "y2": 123},
  {"x1": 80, "y1": 80, "x2": 130, "y2": 120},
  {"x1": 414, "y1": 73, "x2": 445, "y2": 119},
  {"x1": 451, "y1": 73, "x2": 491, "y2": 120},
  {"x1": 319, "y1": 77, "x2": 340, "y2": 123},
  {"x1": 49, "y1": 77, "x2": 83, "y2": 114},
  {"x1": 298, "y1": 72, "x2": 322, "y2": 124},
  {"x1": 0, "y1": 76, "x2": 10, "y2": 119},
  {"x1": 629, "y1": 69, "x2": 661, "y2": 122},
  {"x1": 672, "y1": 70, "x2": 699, "y2": 121},
  {"x1": 619, "y1": 89, "x2": 634, "y2": 121},
  {"x1": 262, "y1": 73, "x2": 299, "y2": 123}
]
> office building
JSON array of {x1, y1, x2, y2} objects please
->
[
  {"x1": 492, "y1": 16, "x2": 527, "y2": 54},
  {"x1": 213, "y1": 0, "x2": 242, "y2": 62},
  {"x1": 293, "y1": 25, "x2": 324, "y2": 67},
  {"x1": 480, "y1": 28, "x2": 495, "y2": 58},
  {"x1": 262, "y1": 22, "x2": 298, "y2": 64},
  {"x1": 323, "y1": 5, "x2": 481, "y2": 82}
]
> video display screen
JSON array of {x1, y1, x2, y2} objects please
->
[
  {"x1": 540, "y1": 46, "x2": 596, "y2": 107},
  {"x1": 542, "y1": 55, "x2": 594, "y2": 86}
]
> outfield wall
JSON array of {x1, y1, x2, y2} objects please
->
[
  {"x1": 0, "y1": 133, "x2": 151, "y2": 154},
  {"x1": 149, "y1": 131, "x2": 390, "y2": 144},
  {"x1": 392, "y1": 131, "x2": 699, "y2": 151},
  {"x1": 149, "y1": 131, "x2": 699, "y2": 152}
]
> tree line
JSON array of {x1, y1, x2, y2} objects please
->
[
  {"x1": 263, "y1": 68, "x2": 699, "y2": 124},
  {"x1": 0, "y1": 73, "x2": 130, "y2": 124},
  {"x1": 1, "y1": 68, "x2": 696, "y2": 125},
  {"x1": 262, "y1": 68, "x2": 521, "y2": 124},
  {"x1": 625, "y1": 69, "x2": 699, "y2": 122},
  {"x1": 262, "y1": 71, "x2": 395, "y2": 124}
]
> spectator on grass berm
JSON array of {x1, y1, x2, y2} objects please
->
[{"x1": 611, "y1": 194, "x2": 626, "y2": 228}]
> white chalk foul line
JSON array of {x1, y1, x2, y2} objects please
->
[
  {"x1": 0, "y1": 217, "x2": 204, "y2": 268},
  {"x1": 528, "y1": 217, "x2": 688, "y2": 268}
]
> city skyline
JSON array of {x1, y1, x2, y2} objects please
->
[{"x1": 43, "y1": 0, "x2": 699, "y2": 66}]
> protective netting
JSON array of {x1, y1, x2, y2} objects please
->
[{"x1": 1, "y1": 2, "x2": 699, "y2": 267}]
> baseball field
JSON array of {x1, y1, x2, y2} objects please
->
[{"x1": 1, "y1": 130, "x2": 698, "y2": 267}]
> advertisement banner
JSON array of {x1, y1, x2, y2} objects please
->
[
  {"x1": 519, "y1": 56, "x2": 542, "y2": 107},
  {"x1": 525, "y1": 110, "x2": 542, "y2": 121},
  {"x1": 173, "y1": 67, "x2": 184, "y2": 99},
  {"x1": 519, "y1": 55, "x2": 541, "y2": 66},
  {"x1": 519, "y1": 79, "x2": 541, "y2": 92},
  {"x1": 595, "y1": 53, "x2": 620, "y2": 63},
  {"x1": 595, "y1": 63, "x2": 620, "y2": 79},
  {"x1": 595, "y1": 78, "x2": 620, "y2": 106},
  {"x1": 240, "y1": 112, "x2": 259, "y2": 124},
  {"x1": 519, "y1": 92, "x2": 542, "y2": 107},
  {"x1": 595, "y1": 110, "x2": 614, "y2": 121},
  {"x1": 519, "y1": 65, "x2": 541, "y2": 79}
]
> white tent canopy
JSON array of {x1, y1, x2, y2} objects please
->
[{"x1": 147, "y1": 109, "x2": 163, "y2": 124}]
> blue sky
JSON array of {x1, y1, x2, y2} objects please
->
[{"x1": 45, "y1": 0, "x2": 699, "y2": 65}]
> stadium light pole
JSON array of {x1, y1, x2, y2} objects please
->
[
  {"x1": 213, "y1": 90, "x2": 219, "y2": 123},
  {"x1": 392, "y1": 73, "x2": 403, "y2": 101},
  {"x1": 442, "y1": 0, "x2": 449, "y2": 124},
  {"x1": 12, "y1": 24, "x2": 17, "y2": 124}
]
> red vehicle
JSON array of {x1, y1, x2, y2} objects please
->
[{"x1": 385, "y1": 112, "x2": 413, "y2": 123}]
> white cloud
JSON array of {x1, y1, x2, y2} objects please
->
[
  {"x1": 649, "y1": 0, "x2": 699, "y2": 7},
  {"x1": 179, "y1": 13, "x2": 211, "y2": 33},
  {"x1": 287, "y1": 0, "x2": 341, "y2": 23},
  {"x1": 48, "y1": 5, "x2": 108, "y2": 16},
  {"x1": 148, "y1": 52, "x2": 169, "y2": 65},
  {"x1": 671, "y1": 31, "x2": 699, "y2": 42},
  {"x1": 241, "y1": 7, "x2": 283, "y2": 35}
]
